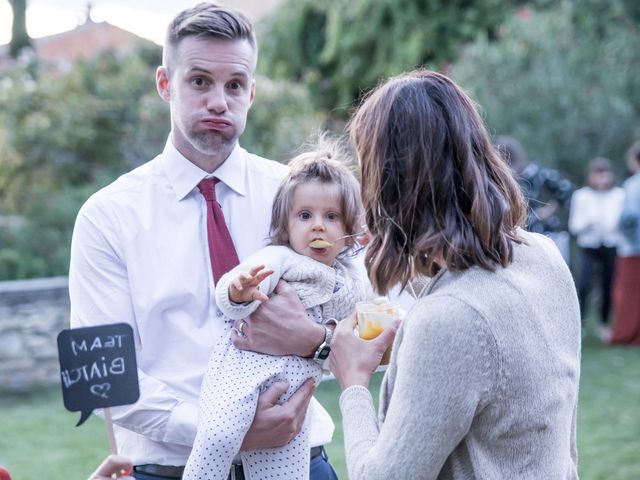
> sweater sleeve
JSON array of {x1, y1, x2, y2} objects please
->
[
  {"x1": 339, "y1": 295, "x2": 498, "y2": 480},
  {"x1": 214, "y1": 246, "x2": 284, "y2": 319}
]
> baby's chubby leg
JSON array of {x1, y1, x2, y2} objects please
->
[
  {"x1": 184, "y1": 340, "x2": 274, "y2": 479},
  {"x1": 241, "y1": 356, "x2": 323, "y2": 480}
]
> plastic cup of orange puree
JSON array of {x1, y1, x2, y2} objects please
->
[{"x1": 356, "y1": 299, "x2": 399, "y2": 365}]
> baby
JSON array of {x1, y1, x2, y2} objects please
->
[{"x1": 184, "y1": 139, "x2": 367, "y2": 480}]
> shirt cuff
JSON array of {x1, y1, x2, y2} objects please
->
[
  {"x1": 339, "y1": 385, "x2": 374, "y2": 412},
  {"x1": 162, "y1": 400, "x2": 198, "y2": 446}
]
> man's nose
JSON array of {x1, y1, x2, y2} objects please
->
[{"x1": 207, "y1": 85, "x2": 228, "y2": 113}]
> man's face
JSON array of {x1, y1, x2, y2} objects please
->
[{"x1": 156, "y1": 36, "x2": 256, "y2": 170}]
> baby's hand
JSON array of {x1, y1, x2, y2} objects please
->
[{"x1": 229, "y1": 265, "x2": 274, "y2": 304}]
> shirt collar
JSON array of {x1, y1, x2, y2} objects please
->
[{"x1": 159, "y1": 135, "x2": 248, "y2": 201}]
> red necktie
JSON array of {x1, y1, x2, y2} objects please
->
[{"x1": 198, "y1": 178, "x2": 240, "y2": 283}]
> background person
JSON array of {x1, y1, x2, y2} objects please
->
[
  {"x1": 330, "y1": 69, "x2": 581, "y2": 479},
  {"x1": 69, "y1": 4, "x2": 339, "y2": 479},
  {"x1": 494, "y1": 135, "x2": 574, "y2": 261},
  {"x1": 185, "y1": 142, "x2": 366, "y2": 479},
  {"x1": 569, "y1": 157, "x2": 624, "y2": 341},
  {"x1": 611, "y1": 140, "x2": 640, "y2": 345}
]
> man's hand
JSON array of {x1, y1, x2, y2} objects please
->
[
  {"x1": 241, "y1": 378, "x2": 315, "y2": 450},
  {"x1": 232, "y1": 280, "x2": 325, "y2": 357},
  {"x1": 88, "y1": 454, "x2": 133, "y2": 480},
  {"x1": 229, "y1": 265, "x2": 274, "y2": 304}
]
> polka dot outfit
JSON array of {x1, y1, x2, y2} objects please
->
[{"x1": 183, "y1": 246, "x2": 366, "y2": 479}]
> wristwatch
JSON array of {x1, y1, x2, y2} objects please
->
[{"x1": 313, "y1": 325, "x2": 333, "y2": 361}]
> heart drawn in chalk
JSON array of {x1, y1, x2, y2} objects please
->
[{"x1": 90, "y1": 383, "x2": 111, "y2": 399}]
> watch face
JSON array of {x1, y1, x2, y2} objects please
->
[{"x1": 318, "y1": 345, "x2": 331, "y2": 360}]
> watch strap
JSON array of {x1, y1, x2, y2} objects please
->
[{"x1": 313, "y1": 325, "x2": 333, "y2": 361}]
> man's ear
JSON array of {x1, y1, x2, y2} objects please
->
[
  {"x1": 248, "y1": 78, "x2": 256, "y2": 107},
  {"x1": 156, "y1": 67, "x2": 171, "y2": 102}
]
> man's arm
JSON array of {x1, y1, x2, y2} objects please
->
[
  {"x1": 69, "y1": 201, "x2": 197, "y2": 446},
  {"x1": 231, "y1": 279, "x2": 326, "y2": 357}
]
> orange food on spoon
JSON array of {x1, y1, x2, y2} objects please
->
[{"x1": 309, "y1": 239, "x2": 333, "y2": 248}]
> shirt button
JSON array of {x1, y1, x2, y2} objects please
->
[{"x1": 216, "y1": 309, "x2": 223, "y2": 317}]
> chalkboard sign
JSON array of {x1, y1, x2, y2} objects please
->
[{"x1": 57, "y1": 323, "x2": 140, "y2": 426}]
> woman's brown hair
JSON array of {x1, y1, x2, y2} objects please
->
[{"x1": 348, "y1": 70, "x2": 526, "y2": 295}]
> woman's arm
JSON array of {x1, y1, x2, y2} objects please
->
[{"x1": 338, "y1": 296, "x2": 498, "y2": 480}]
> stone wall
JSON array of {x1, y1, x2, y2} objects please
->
[{"x1": 0, "y1": 277, "x2": 69, "y2": 393}]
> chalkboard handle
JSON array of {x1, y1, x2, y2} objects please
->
[{"x1": 104, "y1": 408, "x2": 118, "y2": 455}]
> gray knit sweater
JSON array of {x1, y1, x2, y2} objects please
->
[{"x1": 339, "y1": 231, "x2": 581, "y2": 479}]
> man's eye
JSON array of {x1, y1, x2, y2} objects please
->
[
  {"x1": 191, "y1": 77, "x2": 206, "y2": 87},
  {"x1": 228, "y1": 81, "x2": 241, "y2": 90}
]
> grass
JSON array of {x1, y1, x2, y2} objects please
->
[{"x1": 1, "y1": 320, "x2": 639, "y2": 480}]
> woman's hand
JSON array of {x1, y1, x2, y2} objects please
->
[{"x1": 330, "y1": 313, "x2": 400, "y2": 390}]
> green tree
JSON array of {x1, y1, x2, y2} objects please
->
[
  {"x1": 450, "y1": 2, "x2": 640, "y2": 182},
  {"x1": 242, "y1": 76, "x2": 325, "y2": 162},
  {"x1": 258, "y1": 0, "x2": 527, "y2": 115},
  {"x1": 0, "y1": 48, "x2": 168, "y2": 213},
  {"x1": 9, "y1": 0, "x2": 32, "y2": 58},
  {"x1": 0, "y1": 185, "x2": 94, "y2": 279}
]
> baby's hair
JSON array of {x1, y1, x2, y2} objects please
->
[{"x1": 270, "y1": 135, "x2": 362, "y2": 250}]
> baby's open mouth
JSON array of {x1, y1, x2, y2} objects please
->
[{"x1": 309, "y1": 239, "x2": 333, "y2": 248}]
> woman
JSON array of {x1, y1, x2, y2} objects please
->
[
  {"x1": 329, "y1": 70, "x2": 581, "y2": 479},
  {"x1": 568, "y1": 157, "x2": 624, "y2": 341},
  {"x1": 611, "y1": 140, "x2": 640, "y2": 345}
]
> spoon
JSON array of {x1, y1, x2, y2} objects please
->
[{"x1": 309, "y1": 231, "x2": 366, "y2": 248}]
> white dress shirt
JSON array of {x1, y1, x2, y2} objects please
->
[
  {"x1": 568, "y1": 186, "x2": 624, "y2": 248},
  {"x1": 69, "y1": 136, "x2": 335, "y2": 466}
]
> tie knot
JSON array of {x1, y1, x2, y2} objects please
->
[{"x1": 198, "y1": 177, "x2": 220, "y2": 202}]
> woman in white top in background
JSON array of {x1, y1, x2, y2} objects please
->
[{"x1": 569, "y1": 157, "x2": 624, "y2": 341}]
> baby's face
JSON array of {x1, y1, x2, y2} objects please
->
[{"x1": 287, "y1": 181, "x2": 347, "y2": 266}]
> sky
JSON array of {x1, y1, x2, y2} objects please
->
[{"x1": 0, "y1": 0, "x2": 281, "y2": 46}]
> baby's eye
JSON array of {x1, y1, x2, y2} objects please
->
[
  {"x1": 299, "y1": 211, "x2": 312, "y2": 220},
  {"x1": 327, "y1": 212, "x2": 340, "y2": 221}
]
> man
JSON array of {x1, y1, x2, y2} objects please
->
[{"x1": 69, "y1": 4, "x2": 339, "y2": 479}]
